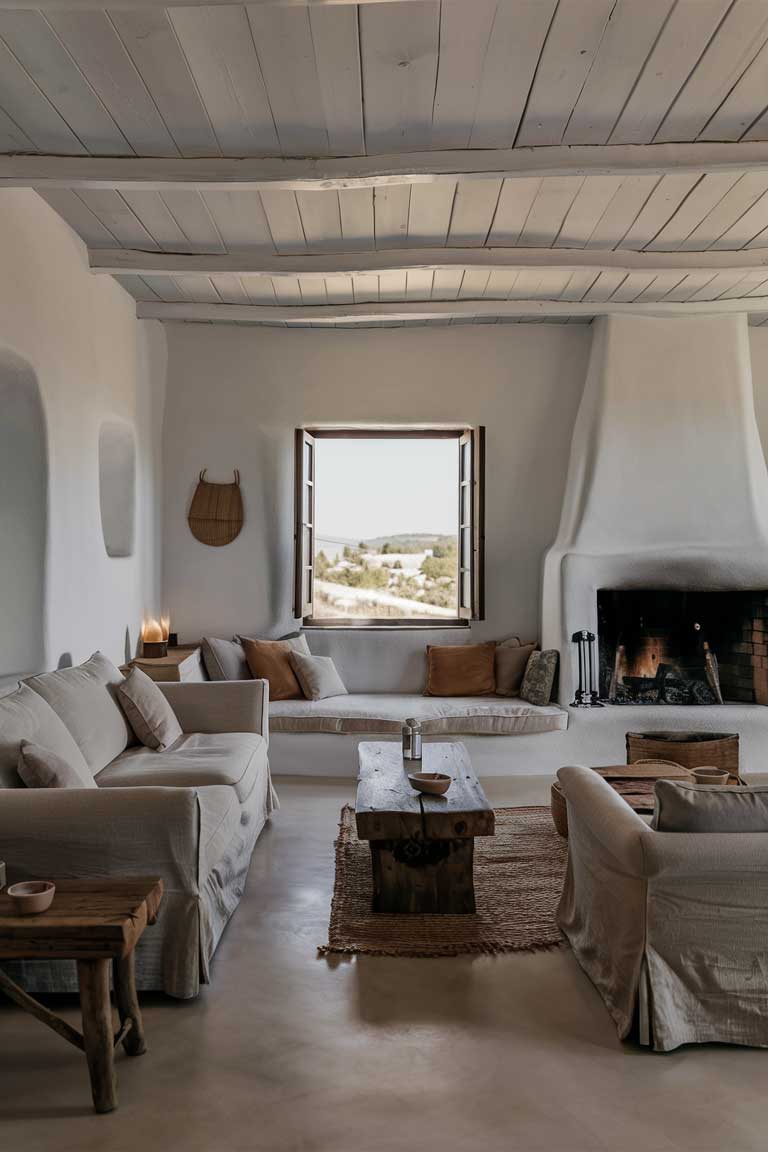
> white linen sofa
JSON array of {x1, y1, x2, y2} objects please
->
[
  {"x1": 556, "y1": 765, "x2": 768, "y2": 1051},
  {"x1": 0, "y1": 655, "x2": 276, "y2": 998},
  {"x1": 209, "y1": 630, "x2": 568, "y2": 777}
]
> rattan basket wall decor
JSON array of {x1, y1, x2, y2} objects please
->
[{"x1": 187, "y1": 469, "x2": 244, "y2": 547}]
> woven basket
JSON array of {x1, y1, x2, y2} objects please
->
[
  {"x1": 188, "y1": 469, "x2": 243, "y2": 547},
  {"x1": 626, "y1": 731, "x2": 739, "y2": 776},
  {"x1": 550, "y1": 783, "x2": 568, "y2": 838}
]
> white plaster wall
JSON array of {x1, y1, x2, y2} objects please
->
[
  {"x1": 161, "y1": 323, "x2": 592, "y2": 644},
  {"x1": 0, "y1": 189, "x2": 166, "y2": 674}
]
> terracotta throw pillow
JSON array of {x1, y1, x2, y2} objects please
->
[
  {"x1": 425, "y1": 642, "x2": 496, "y2": 696},
  {"x1": 242, "y1": 638, "x2": 303, "y2": 700},
  {"x1": 495, "y1": 642, "x2": 537, "y2": 697}
]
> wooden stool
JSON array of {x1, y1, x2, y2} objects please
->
[{"x1": 0, "y1": 877, "x2": 162, "y2": 1114}]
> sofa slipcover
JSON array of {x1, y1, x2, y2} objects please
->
[
  {"x1": 0, "y1": 675, "x2": 276, "y2": 998},
  {"x1": 269, "y1": 693, "x2": 567, "y2": 736},
  {"x1": 557, "y1": 765, "x2": 768, "y2": 1051}
]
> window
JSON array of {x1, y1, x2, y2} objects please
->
[{"x1": 294, "y1": 428, "x2": 484, "y2": 626}]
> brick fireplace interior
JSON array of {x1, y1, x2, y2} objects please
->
[{"x1": 597, "y1": 589, "x2": 768, "y2": 705}]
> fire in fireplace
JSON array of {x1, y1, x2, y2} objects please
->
[{"x1": 597, "y1": 589, "x2": 768, "y2": 705}]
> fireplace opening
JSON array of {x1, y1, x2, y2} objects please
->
[{"x1": 597, "y1": 590, "x2": 768, "y2": 705}]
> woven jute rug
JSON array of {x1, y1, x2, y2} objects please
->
[{"x1": 320, "y1": 805, "x2": 567, "y2": 958}]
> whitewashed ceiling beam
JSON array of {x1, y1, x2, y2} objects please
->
[
  {"x1": 0, "y1": 0, "x2": 434, "y2": 5},
  {"x1": 91, "y1": 245, "x2": 768, "y2": 278},
  {"x1": 8, "y1": 143, "x2": 768, "y2": 191},
  {"x1": 136, "y1": 297, "x2": 768, "y2": 324}
]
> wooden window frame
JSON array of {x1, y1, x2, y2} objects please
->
[{"x1": 294, "y1": 427, "x2": 485, "y2": 628}]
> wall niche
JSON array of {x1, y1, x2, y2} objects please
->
[
  {"x1": 99, "y1": 420, "x2": 136, "y2": 558},
  {"x1": 0, "y1": 350, "x2": 47, "y2": 684}
]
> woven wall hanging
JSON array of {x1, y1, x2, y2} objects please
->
[{"x1": 188, "y1": 469, "x2": 244, "y2": 546}]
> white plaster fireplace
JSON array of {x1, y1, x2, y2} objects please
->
[{"x1": 542, "y1": 312, "x2": 768, "y2": 708}]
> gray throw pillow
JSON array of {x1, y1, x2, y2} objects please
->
[
  {"x1": 202, "y1": 636, "x2": 250, "y2": 681},
  {"x1": 17, "y1": 740, "x2": 97, "y2": 790},
  {"x1": 519, "y1": 649, "x2": 558, "y2": 706},
  {"x1": 653, "y1": 779, "x2": 768, "y2": 832},
  {"x1": 495, "y1": 642, "x2": 537, "y2": 697},
  {"x1": 289, "y1": 651, "x2": 347, "y2": 701},
  {"x1": 117, "y1": 668, "x2": 183, "y2": 751}
]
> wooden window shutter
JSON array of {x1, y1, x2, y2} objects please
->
[
  {"x1": 294, "y1": 429, "x2": 316, "y2": 619},
  {"x1": 458, "y1": 427, "x2": 485, "y2": 621}
]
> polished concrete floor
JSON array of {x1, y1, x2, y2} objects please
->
[{"x1": 2, "y1": 776, "x2": 767, "y2": 1152}]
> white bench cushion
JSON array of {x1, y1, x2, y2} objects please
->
[{"x1": 269, "y1": 693, "x2": 567, "y2": 736}]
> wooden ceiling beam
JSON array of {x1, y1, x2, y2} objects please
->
[
  {"x1": 0, "y1": 0, "x2": 417, "y2": 7},
  {"x1": 136, "y1": 299, "x2": 768, "y2": 325},
  {"x1": 91, "y1": 246, "x2": 768, "y2": 277},
  {"x1": 8, "y1": 142, "x2": 768, "y2": 192}
]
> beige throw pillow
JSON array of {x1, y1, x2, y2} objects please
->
[
  {"x1": 653, "y1": 780, "x2": 768, "y2": 832},
  {"x1": 495, "y1": 642, "x2": 537, "y2": 697},
  {"x1": 289, "y1": 651, "x2": 348, "y2": 701},
  {"x1": 117, "y1": 668, "x2": 183, "y2": 751},
  {"x1": 17, "y1": 740, "x2": 97, "y2": 789}
]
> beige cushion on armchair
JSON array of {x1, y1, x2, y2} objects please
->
[{"x1": 18, "y1": 740, "x2": 97, "y2": 789}]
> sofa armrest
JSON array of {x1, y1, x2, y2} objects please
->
[
  {"x1": 0, "y1": 787, "x2": 200, "y2": 889},
  {"x1": 557, "y1": 765, "x2": 652, "y2": 877},
  {"x1": 158, "y1": 680, "x2": 269, "y2": 741}
]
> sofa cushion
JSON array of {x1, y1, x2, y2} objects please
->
[
  {"x1": 652, "y1": 779, "x2": 768, "y2": 832},
  {"x1": 495, "y1": 642, "x2": 537, "y2": 697},
  {"x1": 0, "y1": 683, "x2": 91, "y2": 788},
  {"x1": 269, "y1": 693, "x2": 567, "y2": 736},
  {"x1": 117, "y1": 667, "x2": 183, "y2": 751},
  {"x1": 26, "y1": 652, "x2": 132, "y2": 775},
  {"x1": 520, "y1": 649, "x2": 559, "y2": 706},
  {"x1": 289, "y1": 651, "x2": 347, "y2": 701},
  {"x1": 97, "y1": 732, "x2": 267, "y2": 802},
  {"x1": 241, "y1": 638, "x2": 303, "y2": 700},
  {"x1": 201, "y1": 637, "x2": 250, "y2": 682},
  {"x1": 18, "y1": 740, "x2": 97, "y2": 789},
  {"x1": 425, "y1": 642, "x2": 497, "y2": 696}
]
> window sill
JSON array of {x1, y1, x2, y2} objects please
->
[{"x1": 303, "y1": 620, "x2": 471, "y2": 631}]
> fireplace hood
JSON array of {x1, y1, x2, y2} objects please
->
[{"x1": 542, "y1": 313, "x2": 768, "y2": 705}]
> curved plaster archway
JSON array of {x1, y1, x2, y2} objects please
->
[{"x1": 0, "y1": 349, "x2": 47, "y2": 685}]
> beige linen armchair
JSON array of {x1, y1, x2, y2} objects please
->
[{"x1": 556, "y1": 765, "x2": 768, "y2": 1051}]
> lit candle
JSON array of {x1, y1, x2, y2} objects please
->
[
  {"x1": 160, "y1": 615, "x2": 170, "y2": 642},
  {"x1": 142, "y1": 617, "x2": 163, "y2": 643}
]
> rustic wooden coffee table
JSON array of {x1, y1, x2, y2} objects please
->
[
  {"x1": 356, "y1": 742, "x2": 494, "y2": 914},
  {"x1": 0, "y1": 877, "x2": 162, "y2": 1113}
]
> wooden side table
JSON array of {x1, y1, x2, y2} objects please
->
[
  {"x1": 0, "y1": 877, "x2": 162, "y2": 1113},
  {"x1": 124, "y1": 645, "x2": 204, "y2": 683}
]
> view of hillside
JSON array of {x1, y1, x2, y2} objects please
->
[{"x1": 314, "y1": 533, "x2": 458, "y2": 619}]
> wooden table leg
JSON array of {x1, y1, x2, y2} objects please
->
[
  {"x1": 113, "y1": 952, "x2": 146, "y2": 1056},
  {"x1": 77, "y1": 959, "x2": 117, "y2": 1114},
  {"x1": 370, "y1": 837, "x2": 477, "y2": 914}
]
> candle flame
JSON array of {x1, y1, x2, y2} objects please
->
[{"x1": 142, "y1": 617, "x2": 163, "y2": 643}]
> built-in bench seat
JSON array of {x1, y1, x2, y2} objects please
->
[{"x1": 270, "y1": 693, "x2": 567, "y2": 736}]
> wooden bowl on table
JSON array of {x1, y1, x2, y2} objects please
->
[
  {"x1": 7, "y1": 880, "x2": 56, "y2": 915},
  {"x1": 409, "y1": 772, "x2": 451, "y2": 796}
]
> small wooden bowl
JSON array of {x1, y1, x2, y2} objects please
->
[
  {"x1": 692, "y1": 766, "x2": 729, "y2": 786},
  {"x1": 409, "y1": 771, "x2": 451, "y2": 796},
  {"x1": 7, "y1": 880, "x2": 55, "y2": 915}
]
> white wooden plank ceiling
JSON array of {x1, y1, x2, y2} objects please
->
[{"x1": 3, "y1": 0, "x2": 768, "y2": 326}]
